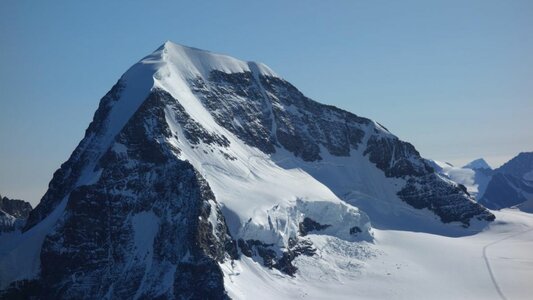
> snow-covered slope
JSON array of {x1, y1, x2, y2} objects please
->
[
  {"x1": 224, "y1": 209, "x2": 533, "y2": 300},
  {"x1": 0, "y1": 41, "x2": 495, "y2": 298}
]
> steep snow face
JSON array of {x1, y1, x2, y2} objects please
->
[
  {"x1": 157, "y1": 41, "x2": 277, "y2": 80},
  {"x1": 1, "y1": 41, "x2": 494, "y2": 297}
]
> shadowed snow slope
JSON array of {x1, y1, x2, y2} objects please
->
[
  {"x1": 480, "y1": 152, "x2": 533, "y2": 212},
  {"x1": 0, "y1": 42, "x2": 498, "y2": 299}
]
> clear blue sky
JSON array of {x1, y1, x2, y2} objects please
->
[{"x1": 1, "y1": 0, "x2": 532, "y2": 205}]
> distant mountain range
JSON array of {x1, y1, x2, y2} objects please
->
[{"x1": 428, "y1": 152, "x2": 533, "y2": 212}]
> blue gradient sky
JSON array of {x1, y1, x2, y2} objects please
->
[{"x1": 1, "y1": 0, "x2": 532, "y2": 205}]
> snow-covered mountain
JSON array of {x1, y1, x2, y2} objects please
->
[
  {"x1": 0, "y1": 195, "x2": 32, "y2": 233},
  {"x1": 464, "y1": 158, "x2": 492, "y2": 170},
  {"x1": 0, "y1": 42, "x2": 494, "y2": 298},
  {"x1": 427, "y1": 158, "x2": 493, "y2": 199},
  {"x1": 480, "y1": 152, "x2": 533, "y2": 212}
]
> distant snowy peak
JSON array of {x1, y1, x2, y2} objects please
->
[
  {"x1": 428, "y1": 158, "x2": 494, "y2": 199},
  {"x1": 426, "y1": 159, "x2": 491, "y2": 198},
  {"x1": 463, "y1": 158, "x2": 492, "y2": 170}
]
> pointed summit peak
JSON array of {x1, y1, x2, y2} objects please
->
[
  {"x1": 463, "y1": 158, "x2": 492, "y2": 170},
  {"x1": 148, "y1": 40, "x2": 278, "y2": 79},
  {"x1": 159, "y1": 40, "x2": 207, "y2": 53},
  {"x1": 162, "y1": 39, "x2": 173, "y2": 48}
]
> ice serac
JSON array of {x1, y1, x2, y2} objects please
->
[{"x1": 1, "y1": 41, "x2": 493, "y2": 297}]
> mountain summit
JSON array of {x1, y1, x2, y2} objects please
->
[
  {"x1": 0, "y1": 41, "x2": 494, "y2": 298},
  {"x1": 463, "y1": 158, "x2": 492, "y2": 170}
]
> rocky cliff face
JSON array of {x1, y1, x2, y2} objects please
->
[
  {"x1": 3, "y1": 89, "x2": 238, "y2": 299},
  {"x1": 188, "y1": 63, "x2": 492, "y2": 226},
  {"x1": 0, "y1": 195, "x2": 32, "y2": 232},
  {"x1": 1, "y1": 41, "x2": 494, "y2": 298},
  {"x1": 426, "y1": 159, "x2": 494, "y2": 200}
]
